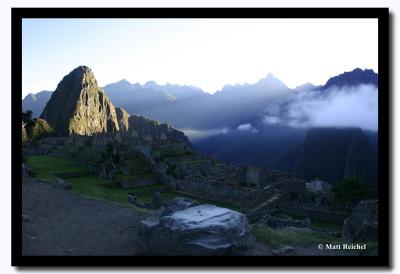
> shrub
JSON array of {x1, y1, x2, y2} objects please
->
[
  {"x1": 332, "y1": 176, "x2": 371, "y2": 208},
  {"x1": 25, "y1": 119, "x2": 54, "y2": 140}
]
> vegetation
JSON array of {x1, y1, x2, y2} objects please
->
[
  {"x1": 310, "y1": 219, "x2": 343, "y2": 231},
  {"x1": 252, "y1": 225, "x2": 378, "y2": 254},
  {"x1": 158, "y1": 148, "x2": 185, "y2": 159},
  {"x1": 271, "y1": 210, "x2": 342, "y2": 231},
  {"x1": 22, "y1": 110, "x2": 34, "y2": 124},
  {"x1": 25, "y1": 155, "x2": 239, "y2": 211},
  {"x1": 26, "y1": 155, "x2": 86, "y2": 180},
  {"x1": 22, "y1": 111, "x2": 54, "y2": 141},
  {"x1": 22, "y1": 125, "x2": 28, "y2": 142},
  {"x1": 121, "y1": 157, "x2": 151, "y2": 173},
  {"x1": 332, "y1": 176, "x2": 371, "y2": 208},
  {"x1": 67, "y1": 175, "x2": 139, "y2": 205},
  {"x1": 114, "y1": 173, "x2": 156, "y2": 180},
  {"x1": 251, "y1": 225, "x2": 343, "y2": 249}
]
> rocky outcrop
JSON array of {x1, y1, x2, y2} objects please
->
[
  {"x1": 139, "y1": 197, "x2": 253, "y2": 255},
  {"x1": 40, "y1": 66, "x2": 120, "y2": 136},
  {"x1": 342, "y1": 199, "x2": 378, "y2": 242},
  {"x1": 127, "y1": 115, "x2": 190, "y2": 144},
  {"x1": 115, "y1": 107, "x2": 130, "y2": 133}
]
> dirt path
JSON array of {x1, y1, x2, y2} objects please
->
[{"x1": 22, "y1": 177, "x2": 147, "y2": 256}]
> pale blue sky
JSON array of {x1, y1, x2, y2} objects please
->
[{"x1": 22, "y1": 18, "x2": 378, "y2": 97}]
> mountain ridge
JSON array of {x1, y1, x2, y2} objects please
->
[{"x1": 24, "y1": 68, "x2": 378, "y2": 130}]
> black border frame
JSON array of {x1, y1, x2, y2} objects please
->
[{"x1": 12, "y1": 7, "x2": 390, "y2": 267}]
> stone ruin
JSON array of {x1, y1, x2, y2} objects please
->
[
  {"x1": 22, "y1": 134, "x2": 368, "y2": 240},
  {"x1": 342, "y1": 199, "x2": 378, "y2": 242}
]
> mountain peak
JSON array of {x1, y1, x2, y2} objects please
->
[
  {"x1": 256, "y1": 73, "x2": 288, "y2": 90},
  {"x1": 144, "y1": 81, "x2": 159, "y2": 89},
  {"x1": 54, "y1": 65, "x2": 99, "y2": 94},
  {"x1": 294, "y1": 82, "x2": 318, "y2": 92},
  {"x1": 41, "y1": 66, "x2": 120, "y2": 136},
  {"x1": 258, "y1": 73, "x2": 275, "y2": 82},
  {"x1": 323, "y1": 68, "x2": 378, "y2": 90},
  {"x1": 118, "y1": 78, "x2": 131, "y2": 85}
]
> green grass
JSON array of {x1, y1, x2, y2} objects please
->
[
  {"x1": 180, "y1": 160, "x2": 209, "y2": 165},
  {"x1": 252, "y1": 225, "x2": 343, "y2": 249},
  {"x1": 272, "y1": 210, "x2": 303, "y2": 219},
  {"x1": 122, "y1": 157, "x2": 149, "y2": 171},
  {"x1": 158, "y1": 148, "x2": 186, "y2": 159},
  {"x1": 67, "y1": 175, "x2": 139, "y2": 205},
  {"x1": 114, "y1": 173, "x2": 156, "y2": 180},
  {"x1": 252, "y1": 225, "x2": 378, "y2": 255},
  {"x1": 25, "y1": 155, "x2": 239, "y2": 212},
  {"x1": 26, "y1": 155, "x2": 86, "y2": 180},
  {"x1": 271, "y1": 210, "x2": 343, "y2": 231},
  {"x1": 311, "y1": 219, "x2": 343, "y2": 231}
]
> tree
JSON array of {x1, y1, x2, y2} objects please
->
[
  {"x1": 22, "y1": 110, "x2": 34, "y2": 124},
  {"x1": 26, "y1": 119, "x2": 53, "y2": 140},
  {"x1": 332, "y1": 176, "x2": 371, "y2": 209}
]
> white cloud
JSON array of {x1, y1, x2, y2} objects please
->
[
  {"x1": 237, "y1": 123, "x2": 258, "y2": 133},
  {"x1": 181, "y1": 128, "x2": 230, "y2": 142},
  {"x1": 281, "y1": 84, "x2": 378, "y2": 131},
  {"x1": 262, "y1": 116, "x2": 281, "y2": 125}
]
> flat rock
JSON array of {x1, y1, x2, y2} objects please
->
[{"x1": 139, "y1": 198, "x2": 253, "y2": 255}]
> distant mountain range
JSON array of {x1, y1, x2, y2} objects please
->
[
  {"x1": 322, "y1": 68, "x2": 378, "y2": 90},
  {"x1": 23, "y1": 67, "x2": 378, "y2": 189},
  {"x1": 23, "y1": 68, "x2": 378, "y2": 126}
]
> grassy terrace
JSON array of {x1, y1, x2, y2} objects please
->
[
  {"x1": 24, "y1": 155, "x2": 239, "y2": 211},
  {"x1": 114, "y1": 173, "x2": 156, "y2": 180},
  {"x1": 25, "y1": 156, "x2": 86, "y2": 180}
]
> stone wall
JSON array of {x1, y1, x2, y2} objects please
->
[
  {"x1": 164, "y1": 177, "x2": 275, "y2": 209},
  {"x1": 304, "y1": 208, "x2": 346, "y2": 223}
]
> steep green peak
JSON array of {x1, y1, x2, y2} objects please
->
[{"x1": 55, "y1": 65, "x2": 99, "y2": 94}]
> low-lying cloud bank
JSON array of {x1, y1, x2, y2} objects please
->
[
  {"x1": 183, "y1": 84, "x2": 378, "y2": 142},
  {"x1": 181, "y1": 128, "x2": 230, "y2": 142},
  {"x1": 262, "y1": 84, "x2": 378, "y2": 131}
]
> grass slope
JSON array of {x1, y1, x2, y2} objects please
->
[{"x1": 25, "y1": 155, "x2": 86, "y2": 180}]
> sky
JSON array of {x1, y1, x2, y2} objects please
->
[{"x1": 22, "y1": 18, "x2": 378, "y2": 97}]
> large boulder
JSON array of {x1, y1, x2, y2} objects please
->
[
  {"x1": 139, "y1": 198, "x2": 253, "y2": 255},
  {"x1": 342, "y1": 199, "x2": 378, "y2": 242}
]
